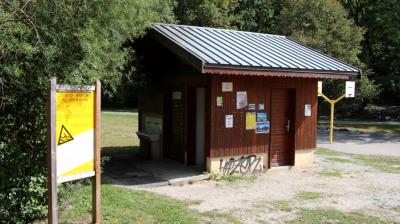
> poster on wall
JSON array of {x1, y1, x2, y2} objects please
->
[
  {"x1": 304, "y1": 104, "x2": 311, "y2": 117},
  {"x1": 236, "y1": 91, "x2": 248, "y2": 109},
  {"x1": 248, "y1": 104, "x2": 256, "y2": 110},
  {"x1": 257, "y1": 112, "x2": 267, "y2": 122},
  {"x1": 216, "y1": 96, "x2": 223, "y2": 106},
  {"x1": 246, "y1": 112, "x2": 256, "y2": 130},
  {"x1": 225, "y1": 115, "x2": 233, "y2": 128},
  {"x1": 258, "y1": 103, "x2": 264, "y2": 110},
  {"x1": 222, "y1": 82, "x2": 233, "y2": 92},
  {"x1": 256, "y1": 121, "x2": 270, "y2": 134}
]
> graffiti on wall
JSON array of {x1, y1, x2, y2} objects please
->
[{"x1": 219, "y1": 155, "x2": 262, "y2": 175}]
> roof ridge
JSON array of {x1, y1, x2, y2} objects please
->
[{"x1": 153, "y1": 23, "x2": 287, "y2": 38}]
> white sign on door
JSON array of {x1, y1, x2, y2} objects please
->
[{"x1": 345, "y1": 81, "x2": 355, "y2": 98}]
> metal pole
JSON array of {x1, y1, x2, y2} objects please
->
[
  {"x1": 330, "y1": 102, "x2": 335, "y2": 144},
  {"x1": 48, "y1": 77, "x2": 58, "y2": 224},
  {"x1": 319, "y1": 92, "x2": 346, "y2": 145}
]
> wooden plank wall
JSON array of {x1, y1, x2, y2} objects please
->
[{"x1": 209, "y1": 75, "x2": 317, "y2": 158}]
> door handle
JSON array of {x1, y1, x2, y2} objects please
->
[{"x1": 286, "y1": 120, "x2": 290, "y2": 132}]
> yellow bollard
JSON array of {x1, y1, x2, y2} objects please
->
[
  {"x1": 330, "y1": 102, "x2": 334, "y2": 144},
  {"x1": 318, "y1": 92, "x2": 345, "y2": 144}
]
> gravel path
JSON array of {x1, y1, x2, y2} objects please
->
[
  {"x1": 317, "y1": 129, "x2": 400, "y2": 156},
  {"x1": 142, "y1": 152, "x2": 400, "y2": 223}
]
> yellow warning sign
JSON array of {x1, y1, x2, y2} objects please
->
[
  {"x1": 56, "y1": 91, "x2": 95, "y2": 183},
  {"x1": 58, "y1": 125, "x2": 73, "y2": 145}
]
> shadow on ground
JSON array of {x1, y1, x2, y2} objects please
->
[{"x1": 101, "y1": 146, "x2": 204, "y2": 188}]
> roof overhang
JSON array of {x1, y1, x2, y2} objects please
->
[{"x1": 202, "y1": 65, "x2": 360, "y2": 79}]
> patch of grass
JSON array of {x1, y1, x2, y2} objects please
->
[
  {"x1": 201, "y1": 210, "x2": 242, "y2": 224},
  {"x1": 101, "y1": 112, "x2": 138, "y2": 147},
  {"x1": 56, "y1": 184, "x2": 201, "y2": 223},
  {"x1": 325, "y1": 157, "x2": 353, "y2": 164},
  {"x1": 318, "y1": 147, "x2": 400, "y2": 174},
  {"x1": 185, "y1": 199, "x2": 203, "y2": 205},
  {"x1": 209, "y1": 172, "x2": 258, "y2": 183},
  {"x1": 287, "y1": 208, "x2": 388, "y2": 224},
  {"x1": 315, "y1": 148, "x2": 341, "y2": 156},
  {"x1": 334, "y1": 123, "x2": 400, "y2": 135},
  {"x1": 318, "y1": 170, "x2": 343, "y2": 177},
  {"x1": 270, "y1": 200, "x2": 292, "y2": 212},
  {"x1": 297, "y1": 191, "x2": 324, "y2": 200},
  {"x1": 393, "y1": 206, "x2": 400, "y2": 212},
  {"x1": 252, "y1": 201, "x2": 269, "y2": 210},
  {"x1": 355, "y1": 154, "x2": 400, "y2": 173},
  {"x1": 256, "y1": 219, "x2": 269, "y2": 224}
]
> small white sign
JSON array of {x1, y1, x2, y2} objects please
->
[
  {"x1": 225, "y1": 115, "x2": 233, "y2": 128},
  {"x1": 345, "y1": 81, "x2": 355, "y2": 98},
  {"x1": 305, "y1": 104, "x2": 311, "y2": 117},
  {"x1": 222, "y1": 82, "x2": 233, "y2": 92},
  {"x1": 318, "y1": 81, "x2": 323, "y2": 96},
  {"x1": 172, "y1": 91, "x2": 182, "y2": 100}
]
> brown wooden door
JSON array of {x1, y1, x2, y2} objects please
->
[
  {"x1": 165, "y1": 90, "x2": 184, "y2": 162},
  {"x1": 270, "y1": 88, "x2": 295, "y2": 166}
]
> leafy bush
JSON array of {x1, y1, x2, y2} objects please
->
[{"x1": 0, "y1": 1, "x2": 175, "y2": 222}]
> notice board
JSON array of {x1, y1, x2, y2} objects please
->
[
  {"x1": 56, "y1": 91, "x2": 95, "y2": 183},
  {"x1": 47, "y1": 78, "x2": 101, "y2": 223}
]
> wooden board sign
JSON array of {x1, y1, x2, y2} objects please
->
[
  {"x1": 48, "y1": 78, "x2": 101, "y2": 224},
  {"x1": 56, "y1": 91, "x2": 95, "y2": 183}
]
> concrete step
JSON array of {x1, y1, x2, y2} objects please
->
[{"x1": 168, "y1": 174, "x2": 210, "y2": 186}]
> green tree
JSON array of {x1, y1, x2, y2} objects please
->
[
  {"x1": 278, "y1": 0, "x2": 363, "y2": 66},
  {"x1": 233, "y1": 0, "x2": 280, "y2": 33},
  {"x1": 277, "y1": 0, "x2": 379, "y2": 113},
  {"x1": 0, "y1": 0, "x2": 175, "y2": 222},
  {"x1": 175, "y1": 0, "x2": 237, "y2": 28},
  {"x1": 342, "y1": 0, "x2": 400, "y2": 100},
  {"x1": 71, "y1": 0, "x2": 175, "y2": 100}
]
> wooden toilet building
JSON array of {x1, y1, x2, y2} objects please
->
[{"x1": 136, "y1": 23, "x2": 360, "y2": 174}]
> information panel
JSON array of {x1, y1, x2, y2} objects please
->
[
  {"x1": 56, "y1": 90, "x2": 95, "y2": 183},
  {"x1": 345, "y1": 81, "x2": 355, "y2": 98}
]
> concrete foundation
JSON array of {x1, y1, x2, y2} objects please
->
[
  {"x1": 207, "y1": 149, "x2": 314, "y2": 174},
  {"x1": 207, "y1": 153, "x2": 268, "y2": 174},
  {"x1": 294, "y1": 149, "x2": 314, "y2": 168}
]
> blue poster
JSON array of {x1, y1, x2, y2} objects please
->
[
  {"x1": 256, "y1": 121, "x2": 270, "y2": 134},
  {"x1": 257, "y1": 112, "x2": 267, "y2": 122}
]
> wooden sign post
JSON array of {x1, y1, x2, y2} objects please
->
[{"x1": 48, "y1": 77, "x2": 101, "y2": 224}]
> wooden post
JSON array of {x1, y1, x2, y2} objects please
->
[
  {"x1": 93, "y1": 80, "x2": 101, "y2": 223},
  {"x1": 48, "y1": 77, "x2": 58, "y2": 224}
]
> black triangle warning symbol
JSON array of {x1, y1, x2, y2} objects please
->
[{"x1": 58, "y1": 125, "x2": 74, "y2": 145}]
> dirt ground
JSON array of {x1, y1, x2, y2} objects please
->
[{"x1": 142, "y1": 150, "x2": 400, "y2": 223}]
